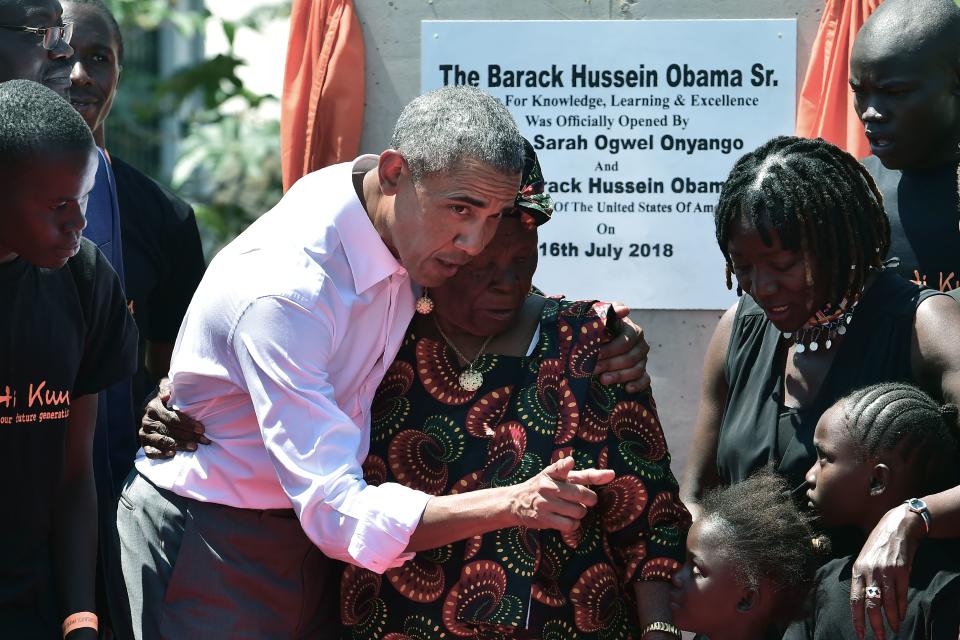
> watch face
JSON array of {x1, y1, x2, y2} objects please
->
[{"x1": 908, "y1": 498, "x2": 927, "y2": 510}]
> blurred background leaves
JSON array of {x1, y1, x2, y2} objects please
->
[{"x1": 107, "y1": 0, "x2": 288, "y2": 258}]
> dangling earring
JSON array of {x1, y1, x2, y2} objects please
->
[{"x1": 415, "y1": 288, "x2": 434, "y2": 315}]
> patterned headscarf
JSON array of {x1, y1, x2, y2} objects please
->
[{"x1": 510, "y1": 137, "x2": 554, "y2": 229}]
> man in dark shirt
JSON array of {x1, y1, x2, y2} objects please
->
[
  {"x1": 63, "y1": 2, "x2": 205, "y2": 635},
  {"x1": 0, "y1": 79, "x2": 137, "y2": 640},
  {"x1": 64, "y1": 0, "x2": 205, "y2": 435},
  {"x1": 850, "y1": 0, "x2": 960, "y2": 297}
]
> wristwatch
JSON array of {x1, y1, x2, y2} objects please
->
[{"x1": 904, "y1": 498, "x2": 931, "y2": 536}]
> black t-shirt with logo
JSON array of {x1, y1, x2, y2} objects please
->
[
  {"x1": 0, "y1": 238, "x2": 137, "y2": 636},
  {"x1": 862, "y1": 156, "x2": 960, "y2": 294},
  {"x1": 111, "y1": 154, "x2": 204, "y2": 449}
]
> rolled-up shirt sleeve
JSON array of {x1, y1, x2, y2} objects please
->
[{"x1": 231, "y1": 294, "x2": 431, "y2": 573}]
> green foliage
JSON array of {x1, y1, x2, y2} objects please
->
[
  {"x1": 174, "y1": 113, "x2": 283, "y2": 255},
  {"x1": 112, "y1": 0, "x2": 207, "y2": 36},
  {"x1": 110, "y1": 0, "x2": 289, "y2": 258}
]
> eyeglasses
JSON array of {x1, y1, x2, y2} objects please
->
[{"x1": 0, "y1": 23, "x2": 73, "y2": 51}]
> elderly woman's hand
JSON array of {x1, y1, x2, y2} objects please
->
[
  {"x1": 850, "y1": 503, "x2": 926, "y2": 640},
  {"x1": 595, "y1": 302, "x2": 651, "y2": 394},
  {"x1": 139, "y1": 378, "x2": 210, "y2": 458}
]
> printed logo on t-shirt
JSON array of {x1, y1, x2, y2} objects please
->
[
  {"x1": 911, "y1": 270, "x2": 956, "y2": 293},
  {"x1": 0, "y1": 382, "x2": 71, "y2": 425}
]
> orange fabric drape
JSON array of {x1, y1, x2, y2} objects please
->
[
  {"x1": 280, "y1": 0, "x2": 365, "y2": 192},
  {"x1": 795, "y1": 0, "x2": 882, "y2": 158}
]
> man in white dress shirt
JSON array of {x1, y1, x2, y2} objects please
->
[{"x1": 117, "y1": 86, "x2": 617, "y2": 639}]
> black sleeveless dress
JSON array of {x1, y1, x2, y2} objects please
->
[{"x1": 717, "y1": 272, "x2": 942, "y2": 494}]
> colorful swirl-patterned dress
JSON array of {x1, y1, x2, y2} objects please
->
[{"x1": 340, "y1": 299, "x2": 690, "y2": 640}]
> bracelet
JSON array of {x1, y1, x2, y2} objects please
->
[
  {"x1": 62, "y1": 612, "x2": 98, "y2": 638},
  {"x1": 640, "y1": 620, "x2": 682, "y2": 639}
]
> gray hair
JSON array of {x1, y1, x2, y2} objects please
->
[{"x1": 391, "y1": 85, "x2": 524, "y2": 182}]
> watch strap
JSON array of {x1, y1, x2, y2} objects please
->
[{"x1": 904, "y1": 498, "x2": 931, "y2": 536}]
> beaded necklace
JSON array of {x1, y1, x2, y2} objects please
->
[{"x1": 781, "y1": 294, "x2": 859, "y2": 354}]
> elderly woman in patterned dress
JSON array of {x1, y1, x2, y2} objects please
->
[{"x1": 340, "y1": 144, "x2": 689, "y2": 640}]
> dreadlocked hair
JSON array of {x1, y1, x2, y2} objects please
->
[
  {"x1": 839, "y1": 382, "x2": 960, "y2": 495},
  {"x1": 700, "y1": 467, "x2": 828, "y2": 623},
  {"x1": 715, "y1": 136, "x2": 890, "y2": 309}
]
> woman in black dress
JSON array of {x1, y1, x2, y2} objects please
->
[{"x1": 681, "y1": 136, "x2": 960, "y2": 634}]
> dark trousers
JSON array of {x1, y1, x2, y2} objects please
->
[{"x1": 117, "y1": 471, "x2": 340, "y2": 640}]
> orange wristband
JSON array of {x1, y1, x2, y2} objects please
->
[{"x1": 62, "y1": 612, "x2": 98, "y2": 638}]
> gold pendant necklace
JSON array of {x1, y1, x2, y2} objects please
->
[{"x1": 433, "y1": 317, "x2": 493, "y2": 392}]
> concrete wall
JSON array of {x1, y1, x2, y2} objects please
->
[{"x1": 353, "y1": 0, "x2": 824, "y2": 476}]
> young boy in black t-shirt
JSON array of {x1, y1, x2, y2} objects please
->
[{"x1": 0, "y1": 80, "x2": 137, "y2": 639}]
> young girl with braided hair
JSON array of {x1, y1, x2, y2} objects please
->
[
  {"x1": 785, "y1": 383, "x2": 960, "y2": 639},
  {"x1": 670, "y1": 469, "x2": 828, "y2": 640}
]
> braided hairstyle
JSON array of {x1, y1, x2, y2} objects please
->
[
  {"x1": 839, "y1": 382, "x2": 960, "y2": 495},
  {"x1": 715, "y1": 136, "x2": 890, "y2": 309},
  {"x1": 700, "y1": 468, "x2": 826, "y2": 623}
]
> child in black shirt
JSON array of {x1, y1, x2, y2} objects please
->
[
  {"x1": 788, "y1": 382, "x2": 960, "y2": 639},
  {"x1": 0, "y1": 80, "x2": 137, "y2": 639}
]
